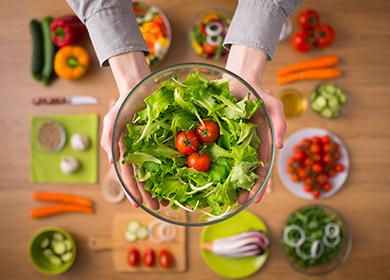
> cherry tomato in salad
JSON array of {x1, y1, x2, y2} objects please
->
[
  {"x1": 291, "y1": 31, "x2": 315, "y2": 52},
  {"x1": 315, "y1": 25, "x2": 335, "y2": 47},
  {"x1": 298, "y1": 9, "x2": 320, "y2": 30},
  {"x1": 143, "y1": 248, "x2": 156, "y2": 267},
  {"x1": 159, "y1": 249, "x2": 174, "y2": 269},
  {"x1": 175, "y1": 131, "x2": 199, "y2": 154},
  {"x1": 188, "y1": 151, "x2": 211, "y2": 172},
  {"x1": 196, "y1": 120, "x2": 220, "y2": 143},
  {"x1": 128, "y1": 247, "x2": 140, "y2": 267}
]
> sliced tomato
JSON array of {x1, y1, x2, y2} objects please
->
[
  {"x1": 143, "y1": 248, "x2": 156, "y2": 267},
  {"x1": 159, "y1": 249, "x2": 174, "y2": 269},
  {"x1": 128, "y1": 247, "x2": 140, "y2": 267}
]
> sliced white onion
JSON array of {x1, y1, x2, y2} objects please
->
[
  {"x1": 322, "y1": 235, "x2": 341, "y2": 248},
  {"x1": 157, "y1": 223, "x2": 177, "y2": 242},
  {"x1": 206, "y1": 35, "x2": 222, "y2": 46},
  {"x1": 186, "y1": 182, "x2": 213, "y2": 195},
  {"x1": 173, "y1": 200, "x2": 199, "y2": 212},
  {"x1": 325, "y1": 223, "x2": 340, "y2": 239},
  {"x1": 201, "y1": 206, "x2": 231, "y2": 220},
  {"x1": 283, "y1": 225, "x2": 306, "y2": 248},
  {"x1": 295, "y1": 243, "x2": 312, "y2": 260},
  {"x1": 205, "y1": 21, "x2": 224, "y2": 36},
  {"x1": 310, "y1": 240, "x2": 324, "y2": 259}
]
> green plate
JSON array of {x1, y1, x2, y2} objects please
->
[{"x1": 200, "y1": 210, "x2": 269, "y2": 279}]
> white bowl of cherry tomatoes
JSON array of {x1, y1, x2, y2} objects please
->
[{"x1": 277, "y1": 128, "x2": 349, "y2": 200}]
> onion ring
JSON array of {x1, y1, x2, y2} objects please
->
[{"x1": 283, "y1": 225, "x2": 305, "y2": 248}]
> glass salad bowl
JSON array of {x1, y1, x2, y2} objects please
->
[
  {"x1": 281, "y1": 205, "x2": 352, "y2": 275},
  {"x1": 112, "y1": 63, "x2": 275, "y2": 226}
]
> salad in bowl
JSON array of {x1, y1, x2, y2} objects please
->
[{"x1": 112, "y1": 63, "x2": 275, "y2": 226}]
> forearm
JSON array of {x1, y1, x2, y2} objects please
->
[
  {"x1": 226, "y1": 45, "x2": 267, "y2": 86},
  {"x1": 108, "y1": 51, "x2": 151, "y2": 96}
]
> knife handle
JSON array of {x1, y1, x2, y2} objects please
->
[{"x1": 32, "y1": 96, "x2": 67, "y2": 105}]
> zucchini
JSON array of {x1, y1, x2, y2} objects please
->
[
  {"x1": 30, "y1": 19, "x2": 44, "y2": 81},
  {"x1": 310, "y1": 83, "x2": 347, "y2": 119},
  {"x1": 40, "y1": 16, "x2": 55, "y2": 85}
]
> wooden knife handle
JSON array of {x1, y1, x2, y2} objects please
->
[{"x1": 32, "y1": 96, "x2": 67, "y2": 105}]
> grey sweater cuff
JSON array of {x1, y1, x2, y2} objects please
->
[
  {"x1": 85, "y1": 6, "x2": 148, "y2": 66},
  {"x1": 223, "y1": 0, "x2": 287, "y2": 60}
]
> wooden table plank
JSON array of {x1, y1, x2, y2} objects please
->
[{"x1": 0, "y1": 0, "x2": 389, "y2": 279}]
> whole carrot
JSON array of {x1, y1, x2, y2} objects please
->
[
  {"x1": 277, "y1": 68, "x2": 341, "y2": 85},
  {"x1": 33, "y1": 192, "x2": 93, "y2": 207},
  {"x1": 277, "y1": 55, "x2": 339, "y2": 77},
  {"x1": 30, "y1": 204, "x2": 94, "y2": 219}
]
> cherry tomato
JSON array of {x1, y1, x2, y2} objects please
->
[
  {"x1": 196, "y1": 120, "x2": 220, "y2": 143},
  {"x1": 128, "y1": 248, "x2": 140, "y2": 267},
  {"x1": 335, "y1": 163, "x2": 345, "y2": 172},
  {"x1": 304, "y1": 158, "x2": 313, "y2": 166},
  {"x1": 291, "y1": 31, "x2": 315, "y2": 52},
  {"x1": 311, "y1": 190, "x2": 321, "y2": 199},
  {"x1": 322, "y1": 182, "x2": 332, "y2": 191},
  {"x1": 315, "y1": 25, "x2": 335, "y2": 47},
  {"x1": 298, "y1": 9, "x2": 320, "y2": 30},
  {"x1": 288, "y1": 157, "x2": 296, "y2": 164},
  {"x1": 310, "y1": 144, "x2": 321, "y2": 154},
  {"x1": 175, "y1": 131, "x2": 199, "y2": 154},
  {"x1": 317, "y1": 173, "x2": 328, "y2": 184},
  {"x1": 322, "y1": 154, "x2": 332, "y2": 164},
  {"x1": 328, "y1": 169, "x2": 337, "y2": 177},
  {"x1": 295, "y1": 150, "x2": 306, "y2": 161},
  {"x1": 312, "y1": 163, "x2": 323, "y2": 173},
  {"x1": 291, "y1": 174, "x2": 299, "y2": 182},
  {"x1": 312, "y1": 136, "x2": 322, "y2": 144},
  {"x1": 159, "y1": 249, "x2": 174, "y2": 269},
  {"x1": 188, "y1": 151, "x2": 211, "y2": 172},
  {"x1": 203, "y1": 43, "x2": 218, "y2": 56},
  {"x1": 287, "y1": 164, "x2": 295, "y2": 174},
  {"x1": 143, "y1": 248, "x2": 156, "y2": 267},
  {"x1": 311, "y1": 154, "x2": 321, "y2": 162},
  {"x1": 304, "y1": 183, "x2": 314, "y2": 192},
  {"x1": 299, "y1": 168, "x2": 307, "y2": 179},
  {"x1": 321, "y1": 135, "x2": 331, "y2": 144}
]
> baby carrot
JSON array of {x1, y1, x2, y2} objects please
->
[
  {"x1": 33, "y1": 192, "x2": 93, "y2": 207},
  {"x1": 277, "y1": 55, "x2": 339, "y2": 77},
  {"x1": 30, "y1": 204, "x2": 94, "y2": 219},
  {"x1": 276, "y1": 68, "x2": 341, "y2": 85}
]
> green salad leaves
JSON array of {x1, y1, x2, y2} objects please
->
[{"x1": 123, "y1": 72, "x2": 263, "y2": 216}]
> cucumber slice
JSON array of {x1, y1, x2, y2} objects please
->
[
  {"x1": 125, "y1": 231, "x2": 137, "y2": 242},
  {"x1": 324, "y1": 84, "x2": 337, "y2": 93},
  {"x1": 40, "y1": 238, "x2": 50, "y2": 249},
  {"x1": 321, "y1": 108, "x2": 333, "y2": 119},
  {"x1": 52, "y1": 242, "x2": 66, "y2": 255},
  {"x1": 53, "y1": 233, "x2": 64, "y2": 242},
  {"x1": 48, "y1": 255, "x2": 62, "y2": 266},
  {"x1": 137, "y1": 227, "x2": 149, "y2": 240},
  {"x1": 43, "y1": 248, "x2": 53, "y2": 257},
  {"x1": 61, "y1": 252, "x2": 73, "y2": 262},
  {"x1": 64, "y1": 239, "x2": 73, "y2": 251},
  {"x1": 314, "y1": 96, "x2": 327, "y2": 110},
  {"x1": 337, "y1": 90, "x2": 347, "y2": 104},
  {"x1": 328, "y1": 97, "x2": 340, "y2": 110},
  {"x1": 127, "y1": 221, "x2": 141, "y2": 233}
]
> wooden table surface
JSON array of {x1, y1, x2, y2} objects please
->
[{"x1": 1, "y1": 0, "x2": 389, "y2": 279}]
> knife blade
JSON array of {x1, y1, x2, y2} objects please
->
[{"x1": 32, "y1": 96, "x2": 98, "y2": 105}]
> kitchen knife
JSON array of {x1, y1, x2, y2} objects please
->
[{"x1": 32, "y1": 96, "x2": 98, "y2": 105}]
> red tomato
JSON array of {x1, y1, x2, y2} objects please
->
[
  {"x1": 312, "y1": 163, "x2": 323, "y2": 173},
  {"x1": 188, "y1": 151, "x2": 211, "y2": 172},
  {"x1": 128, "y1": 248, "x2": 140, "y2": 267},
  {"x1": 291, "y1": 174, "x2": 299, "y2": 182},
  {"x1": 312, "y1": 136, "x2": 322, "y2": 144},
  {"x1": 322, "y1": 154, "x2": 332, "y2": 164},
  {"x1": 295, "y1": 150, "x2": 306, "y2": 161},
  {"x1": 299, "y1": 168, "x2": 307, "y2": 179},
  {"x1": 287, "y1": 164, "x2": 295, "y2": 174},
  {"x1": 203, "y1": 43, "x2": 218, "y2": 56},
  {"x1": 304, "y1": 158, "x2": 313, "y2": 166},
  {"x1": 321, "y1": 135, "x2": 331, "y2": 145},
  {"x1": 196, "y1": 120, "x2": 220, "y2": 143},
  {"x1": 291, "y1": 31, "x2": 315, "y2": 52},
  {"x1": 315, "y1": 25, "x2": 335, "y2": 47},
  {"x1": 159, "y1": 249, "x2": 174, "y2": 269},
  {"x1": 303, "y1": 183, "x2": 314, "y2": 192},
  {"x1": 143, "y1": 248, "x2": 156, "y2": 267},
  {"x1": 310, "y1": 144, "x2": 321, "y2": 154},
  {"x1": 317, "y1": 173, "x2": 328, "y2": 184},
  {"x1": 328, "y1": 169, "x2": 337, "y2": 177},
  {"x1": 322, "y1": 182, "x2": 332, "y2": 191},
  {"x1": 175, "y1": 131, "x2": 199, "y2": 154},
  {"x1": 335, "y1": 163, "x2": 345, "y2": 172},
  {"x1": 311, "y1": 190, "x2": 321, "y2": 199},
  {"x1": 288, "y1": 157, "x2": 296, "y2": 164},
  {"x1": 311, "y1": 154, "x2": 321, "y2": 162},
  {"x1": 298, "y1": 9, "x2": 320, "y2": 30}
]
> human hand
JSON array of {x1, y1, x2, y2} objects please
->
[
  {"x1": 100, "y1": 52, "x2": 160, "y2": 209},
  {"x1": 226, "y1": 45, "x2": 287, "y2": 204}
]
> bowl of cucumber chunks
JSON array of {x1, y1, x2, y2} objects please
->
[
  {"x1": 310, "y1": 83, "x2": 347, "y2": 119},
  {"x1": 29, "y1": 227, "x2": 76, "y2": 275}
]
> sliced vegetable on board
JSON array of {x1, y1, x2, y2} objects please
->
[{"x1": 310, "y1": 83, "x2": 347, "y2": 118}]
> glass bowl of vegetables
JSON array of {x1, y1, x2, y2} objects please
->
[
  {"x1": 112, "y1": 63, "x2": 275, "y2": 226},
  {"x1": 189, "y1": 9, "x2": 231, "y2": 60},
  {"x1": 281, "y1": 205, "x2": 352, "y2": 275},
  {"x1": 133, "y1": 1, "x2": 171, "y2": 67}
]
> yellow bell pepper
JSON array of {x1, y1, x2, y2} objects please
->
[
  {"x1": 192, "y1": 41, "x2": 203, "y2": 55},
  {"x1": 54, "y1": 45, "x2": 89, "y2": 80}
]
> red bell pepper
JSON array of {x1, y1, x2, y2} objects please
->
[{"x1": 50, "y1": 15, "x2": 86, "y2": 47}]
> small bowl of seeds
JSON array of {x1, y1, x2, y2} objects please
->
[{"x1": 36, "y1": 121, "x2": 66, "y2": 152}]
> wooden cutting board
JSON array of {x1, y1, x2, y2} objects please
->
[{"x1": 89, "y1": 210, "x2": 187, "y2": 272}]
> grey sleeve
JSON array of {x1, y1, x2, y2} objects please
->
[
  {"x1": 66, "y1": 0, "x2": 148, "y2": 66},
  {"x1": 224, "y1": 0, "x2": 302, "y2": 60}
]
